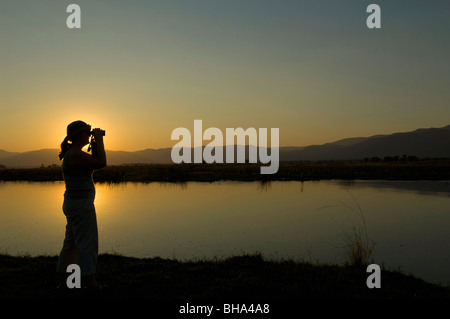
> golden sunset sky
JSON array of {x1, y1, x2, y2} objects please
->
[{"x1": 1, "y1": 0, "x2": 449, "y2": 152}]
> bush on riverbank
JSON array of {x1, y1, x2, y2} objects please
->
[{"x1": 1, "y1": 160, "x2": 450, "y2": 182}]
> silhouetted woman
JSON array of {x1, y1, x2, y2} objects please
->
[{"x1": 56, "y1": 120, "x2": 106, "y2": 289}]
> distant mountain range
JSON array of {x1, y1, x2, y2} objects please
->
[{"x1": 1, "y1": 125, "x2": 449, "y2": 168}]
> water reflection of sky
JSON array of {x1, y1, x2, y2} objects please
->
[
  {"x1": 1, "y1": 180, "x2": 450, "y2": 285},
  {"x1": 333, "y1": 180, "x2": 450, "y2": 197}
]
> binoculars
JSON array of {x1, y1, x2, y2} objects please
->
[{"x1": 90, "y1": 129, "x2": 106, "y2": 136}]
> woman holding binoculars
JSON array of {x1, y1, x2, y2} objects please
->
[{"x1": 56, "y1": 120, "x2": 106, "y2": 290}]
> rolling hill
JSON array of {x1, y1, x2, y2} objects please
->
[
  {"x1": 287, "y1": 125, "x2": 450, "y2": 161},
  {"x1": 0, "y1": 125, "x2": 449, "y2": 168}
]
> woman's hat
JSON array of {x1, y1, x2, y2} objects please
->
[{"x1": 65, "y1": 120, "x2": 91, "y2": 141}]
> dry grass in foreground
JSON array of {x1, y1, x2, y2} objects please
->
[{"x1": 0, "y1": 253, "x2": 449, "y2": 300}]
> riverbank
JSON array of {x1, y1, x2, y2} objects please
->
[
  {"x1": 1, "y1": 160, "x2": 450, "y2": 182},
  {"x1": 0, "y1": 253, "x2": 448, "y2": 300}
]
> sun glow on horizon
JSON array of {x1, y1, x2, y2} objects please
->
[{"x1": 1, "y1": 1, "x2": 449, "y2": 153}]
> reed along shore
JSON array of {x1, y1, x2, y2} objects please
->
[{"x1": 1, "y1": 160, "x2": 450, "y2": 182}]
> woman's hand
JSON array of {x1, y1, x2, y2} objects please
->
[
  {"x1": 91, "y1": 128, "x2": 104, "y2": 141},
  {"x1": 69, "y1": 127, "x2": 107, "y2": 169}
]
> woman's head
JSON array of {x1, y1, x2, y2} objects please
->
[
  {"x1": 59, "y1": 120, "x2": 91, "y2": 160},
  {"x1": 66, "y1": 120, "x2": 91, "y2": 144}
]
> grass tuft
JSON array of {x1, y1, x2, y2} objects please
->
[{"x1": 318, "y1": 193, "x2": 376, "y2": 267}]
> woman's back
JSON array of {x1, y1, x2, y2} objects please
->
[{"x1": 62, "y1": 148, "x2": 95, "y2": 200}]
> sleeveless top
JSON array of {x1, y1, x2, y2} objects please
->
[{"x1": 62, "y1": 148, "x2": 95, "y2": 200}]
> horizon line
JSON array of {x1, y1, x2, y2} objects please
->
[
  {"x1": 0, "y1": 145, "x2": 304, "y2": 154},
  {"x1": 2, "y1": 123, "x2": 450, "y2": 154}
]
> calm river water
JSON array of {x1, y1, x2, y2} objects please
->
[{"x1": 1, "y1": 180, "x2": 450, "y2": 285}]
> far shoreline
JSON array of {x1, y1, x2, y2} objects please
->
[{"x1": 1, "y1": 160, "x2": 450, "y2": 182}]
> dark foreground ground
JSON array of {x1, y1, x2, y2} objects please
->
[{"x1": 1, "y1": 253, "x2": 449, "y2": 300}]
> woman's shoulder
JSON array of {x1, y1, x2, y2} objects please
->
[
  {"x1": 68, "y1": 148, "x2": 89, "y2": 159},
  {"x1": 64, "y1": 148, "x2": 85, "y2": 164},
  {"x1": 64, "y1": 148, "x2": 103, "y2": 169}
]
